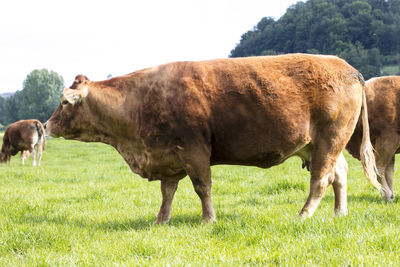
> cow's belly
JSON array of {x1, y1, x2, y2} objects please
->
[
  {"x1": 211, "y1": 150, "x2": 287, "y2": 168},
  {"x1": 209, "y1": 95, "x2": 311, "y2": 168},
  {"x1": 210, "y1": 142, "x2": 309, "y2": 168},
  {"x1": 210, "y1": 125, "x2": 311, "y2": 168},
  {"x1": 10, "y1": 144, "x2": 27, "y2": 156},
  {"x1": 115, "y1": 145, "x2": 186, "y2": 181}
]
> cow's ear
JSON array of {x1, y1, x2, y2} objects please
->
[{"x1": 63, "y1": 86, "x2": 88, "y2": 105}]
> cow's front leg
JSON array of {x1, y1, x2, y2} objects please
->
[
  {"x1": 176, "y1": 144, "x2": 215, "y2": 223},
  {"x1": 190, "y1": 169, "x2": 215, "y2": 223},
  {"x1": 155, "y1": 179, "x2": 179, "y2": 224}
]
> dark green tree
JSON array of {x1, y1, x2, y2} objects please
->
[
  {"x1": 18, "y1": 69, "x2": 64, "y2": 122},
  {"x1": 2, "y1": 91, "x2": 22, "y2": 125},
  {"x1": 230, "y1": 0, "x2": 400, "y2": 79},
  {"x1": 0, "y1": 96, "x2": 5, "y2": 127}
]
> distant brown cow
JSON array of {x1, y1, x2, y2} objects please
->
[
  {"x1": 347, "y1": 76, "x2": 400, "y2": 201},
  {"x1": 45, "y1": 54, "x2": 379, "y2": 223},
  {"x1": 0, "y1": 119, "x2": 46, "y2": 166}
]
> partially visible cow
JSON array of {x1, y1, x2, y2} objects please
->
[
  {"x1": 347, "y1": 76, "x2": 400, "y2": 201},
  {"x1": 0, "y1": 119, "x2": 46, "y2": 166},
  {"x1": 45, "y1": 54, "x2": 379, "y2": 223}
]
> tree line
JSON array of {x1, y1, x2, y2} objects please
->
[
  {"x1": 230, "y1": 0, "x2": 400, "y2": 79},
  {"x1": 0, "y1": 69, "x2": 64, "y2": 128}
]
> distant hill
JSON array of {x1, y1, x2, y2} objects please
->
[{"x1": 0, "y1": 92, "x2": 14, "y2": 99}]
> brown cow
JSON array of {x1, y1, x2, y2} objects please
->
[
  {"x1": 347, "y1": 76, "x2": 400, "y2": 201},
  {"x1": 0, "y1": 119, "x2": 46, "y2": 166},
  {"x1": 45, "y1": 54, "x2": 379, "y2": 223}
]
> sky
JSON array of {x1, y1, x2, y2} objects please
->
[{"x1": 0, "y1": 0, "x2": 303, "y2": 94}]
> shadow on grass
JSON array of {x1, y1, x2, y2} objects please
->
[
  {"x1": 18, "y1": 214, "x2": 153, "y2": 231},
  {"x1": 18, "y1": 193, "x2": 395, "y2": 232},
  {"x1": 322, "y1": 193, "x2": 400, "y2": 204},
  {"x1": 17, "y1": 213, "x2": 217, "y2": 231},
  {"x1": 348, "y1": 193, "x2": 386, "y2": 203}
]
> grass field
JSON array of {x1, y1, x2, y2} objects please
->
[
  {"x1": 381, "y1": 65, "x2": 400, "y2": 76},
  {"x1": 1, "y1": 137, "x2": 400, "y2": 265}
]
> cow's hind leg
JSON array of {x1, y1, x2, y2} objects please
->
[
  {"x1": 374, "y1": 147, "x2": 395, "y2": 201},
  {"x1": 155, "y1": 179, "x2": 179, "y2": 224},
  {"x1": 30, "y1": 145, "x2": 37, "y2": 166},
  {"x1": 177, "y1": 146, "x2": 215, "y2": 223},
  {"x1": 20, "y1": 151, "x2": 28, "y2": 165},
  {"x1": 37, "y1": 142, "x2": 43, "y2": 166},
  {"x1": 375, "y1": 159, "x2": 395, "y2": 202},
  {"x1": 299, "y1": 137, "x2": 341, "y2": 218},
  {"x1": 332, "y1": 152, "x2": 348, "y2": 216},
  {"x1": 385, "y1": 156, "x2": 395, "y2": 200}
]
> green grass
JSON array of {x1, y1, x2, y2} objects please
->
[
  {"x1": 381, "y1": 65, "x2": 400, "y2": 76},
  {"x1": 1, "y1": 137, "x2": 400, "y2": 265}
]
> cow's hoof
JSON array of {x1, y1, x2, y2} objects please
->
[
  {"x1": 334, "y1": 209, "x2": 347, "y2": 217},
  {"x1": 298, "y1": 211, "x2": 311, "y2": 219},
  {"x1": 154, "y1": 217, "x2": 170, "y2": 225},
  {"x1": 201, "y1": 216, "x2": 216, "y2": 224},
  {"x1": 382, "y1": 194, "x2": 395, "y2": 203},
  {"x1": 381, "y1": 189, "x2": 395, "y2": 203}
]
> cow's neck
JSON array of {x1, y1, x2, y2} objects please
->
[
  {"x1": 83, "y1": 83, "x2": 159, "y2": 177},
  {"x1": 85, "y1": 86, "x2": 142, "y2": 147}
]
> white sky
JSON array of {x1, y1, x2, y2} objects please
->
[{"x1": 0, "y1": 0, "x2": 302, "y2": 93}]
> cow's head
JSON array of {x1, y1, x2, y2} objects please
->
[
  {"x1": 0, "y1": 145, "x2": 10, "y2": 163},
  {"x1": 45, "y1": 74, "x2": 92, "y2": 140},
  {"x1": 0, "y1": 152, "x2": 10, "y2": 163}
]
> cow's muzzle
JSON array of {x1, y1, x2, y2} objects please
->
[{"x1": 43, "y1": 121, "x2": 51, "y2": 136}]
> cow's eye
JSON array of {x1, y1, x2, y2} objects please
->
[{"x1": 61, "y1": 100, "x2": 69, "y2": 105}]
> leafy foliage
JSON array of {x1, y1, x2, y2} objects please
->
[
  {"x1": 0, "y1": 69, "x2": 64, "y2": 125},
  {"x1": 230, "y1": 0, "x2": 400, "y2": 79},
  {"x1": 18, "y1": 69, "x2": 64, "y2": 122},
  {"x1": 0, "y1": 96, "x2": 5, "y2": 129},
  {"x1": 1, "y1": 91, "x2": 22, "y2": 125}
]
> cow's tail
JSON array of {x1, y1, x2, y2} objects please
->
[
  {"x1": 34, "y1": 121, "x2": 46, "y2": 151},
  {"x1": 358, "y1": 76, "x2": 383, "y2": 195}
]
